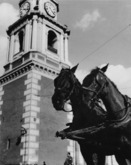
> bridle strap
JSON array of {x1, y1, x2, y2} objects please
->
[
  {"x1": 91, "y1": 80, "x2": 107, "y2": 101},
  {"x1": 55, "y1": 86, "x2": 74, "y2": 112},
  {"x1": 82, "y1": 86, "x2": 97, "y2": 95},
  {"x1": 82, "y1": 79, "x2": 107, "y2": 102}
]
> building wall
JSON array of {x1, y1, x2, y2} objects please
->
[
  {"x1": 38, "y1": 74, "x2": 68, "y2": 165},
  {"x1": 0, "y1": 67, "x2": 69, "y2": 165},
  {"x1": 0, "y1": 75, "x2": 27, "y2": 165}
]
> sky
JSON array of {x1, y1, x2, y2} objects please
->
[{"x1": 0, "y1": 0, "x2": 131, "y2": 96}]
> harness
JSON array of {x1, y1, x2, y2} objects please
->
[
  {"x1": 107, "y1": 103, "x2": 131, "y2": 127},
  {"x1": 82, "y1": 80, "x2": 107, "y2": 103},
  {"x1": 109, "y1": 95, "x2": 131, "y2": 124},
  {"x1": 82, "y1": 72, "x2": 131, "y2": 125}
]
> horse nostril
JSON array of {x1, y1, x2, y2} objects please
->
[{"x1": 57, "y1": 100, "x2": 60, "y2": 104}]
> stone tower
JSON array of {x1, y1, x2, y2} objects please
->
[{"x1": 0, "y1": 0, "x2": 70, "y2": 164}]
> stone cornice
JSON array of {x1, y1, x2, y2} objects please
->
[
  {"x1": 7, "y1": 15, "x2": 30, "y2": 35},
  {"x1": 0, "y1": 60, "x2": 59, "y2": 85}
]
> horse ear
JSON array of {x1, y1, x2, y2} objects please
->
[
  {"x1": 71, "y1": 64, "x2": 79, "y2": 73},
  {"x1": 100, "y1": 63, "x2": 109, "y2": 73}
]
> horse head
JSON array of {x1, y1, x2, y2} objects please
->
[
  {"x1": 52, "y1": 63, "x2": 106, "y2": 127},
  {"x1": 52, "y1": 64, "x2": 79, "y2": 111},
  {"x1": 82, "y1": 64, "x2": 109, "y2": 109},
  {"x1": 83, "y1": 64, "x2": 129, "y2": 120}
]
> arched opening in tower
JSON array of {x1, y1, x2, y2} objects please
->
[{"x1": 47, "y1": 30, "x2": 58, "y2": 54}]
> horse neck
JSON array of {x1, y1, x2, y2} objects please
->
[
  {"x1": 71, "y1": 85, "x2": 106, "y2": 127},
  {"x1": 70, "y1": 84, "x2": 87, "y2": 127},
  {"x1": 101, "y1": 80, "x2": 126, "y2": 119},
  {"x1": 70, "y1": 82, "x2": 82, "y2": 105}
]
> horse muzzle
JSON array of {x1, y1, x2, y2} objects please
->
[{"x1": 52, "y1": 95, "x2": 64, "y2": 111}]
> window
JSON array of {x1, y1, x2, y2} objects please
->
[
  {"x1": 47, "y1": 30, "x2": 58, "y2": 54},
  {"x1": 18, "y1": 29, "x2": 25, "y2": 51},
  {"x1": 14, "y1": 34, "x2": 20, "y2": 54},
  {"x1": 14, "y1": 29, "x2": 25, "y2": 54}
]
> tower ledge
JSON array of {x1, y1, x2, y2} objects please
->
[
  {"x1": 7, "y1": 12, "x2": 70, "y2": 36},
  {"x1": 1, "y1": 51, "x2": 69, "y2": 85}
]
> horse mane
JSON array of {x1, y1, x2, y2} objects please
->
[{"x1": 109, "y1": 79, "x2": 120, "y2": 92}]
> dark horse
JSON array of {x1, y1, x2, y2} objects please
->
[
  {"x1": 52, "y1": 65, "x2": 127, "y2": 165},
  {"x1": 82, "y1": 64, "x2": 131, "y2": 165}
]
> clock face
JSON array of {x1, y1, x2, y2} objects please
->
[
  {"x1": 20, "y1": 2, "x2": 30, "y2": 17},
  {"x1": 44, "y1": 2, "x2": 56, "y2": 18}
]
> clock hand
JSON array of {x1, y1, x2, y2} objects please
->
[
  {"x1": 49, "y1": 6, "x2": 55, "y2": 14},
  {"x1": 52, "y1": 9, "x2": 56, "y2": 15}
]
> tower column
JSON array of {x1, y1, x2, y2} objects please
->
[
  {"x1": 64, "y1": 33, "x2": 69, "y2": 63},
  {"x1": 41, "y1": 21, "x2": 46, "y2": 53},
  {"x1": 6, "y1": 37, "x2": 10, "y2": 63},
  {"x1": 37, "y1": 17, "x2": 43, "y2": 52},
  {"x1": 9, "y1": 34, "x2": 15, "y2": 62},
  {"x1": 25, "y1": 21, "x2": 31, "y2": 52},
  {"x1": 21, "y1": 71, "x2": 41, "y2": 164},
  {"x1": 32, "y1": 15, "x2": 38, "y2": 50},
  {"x1": 60, "y1": 34, "x2": 64, "y2": 61}
]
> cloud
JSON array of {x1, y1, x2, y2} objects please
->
[
  {"x1": 0, "y1": 3, "x2": 18, "y2": 76},
  {"x1": 0, "y1": 3, "x2": 19, "y2": 34},
  {"x1": 74, "y1": 10, "x2": 105, "y2": 31},
  {"x1": 105, "y1": 65, "x2": 131, "y2": 96},
  {"x1": 106, "y1": 65, "x2": 131, "y2": 86}
]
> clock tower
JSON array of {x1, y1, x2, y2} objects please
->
[{"x1": 0, "y1": 0, "x2": 70, "y2": 165}]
